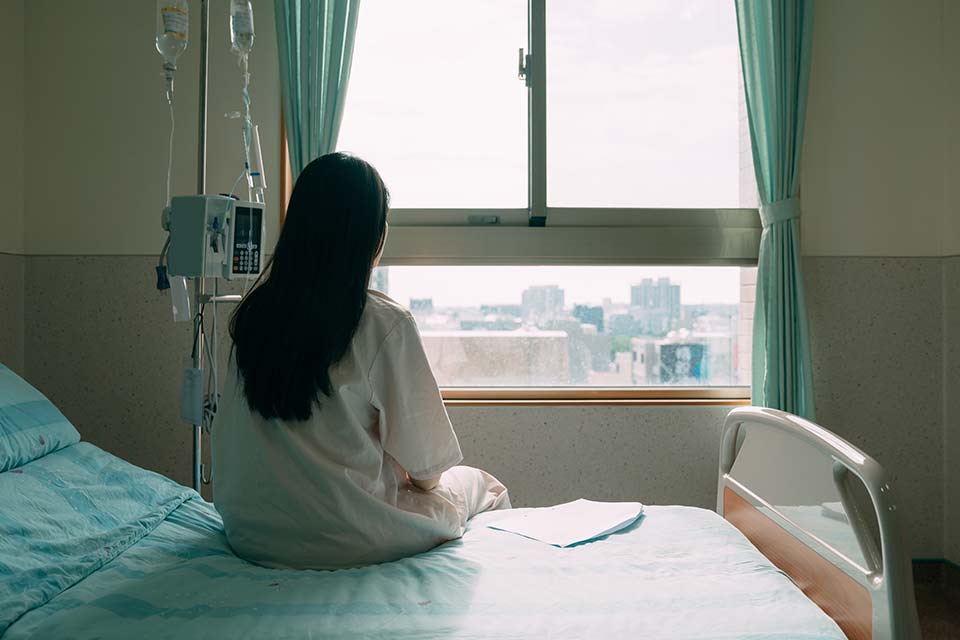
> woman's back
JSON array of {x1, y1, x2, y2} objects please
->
[{"x1": 213, "y1": 292, "x2": 471, "y2": 569}]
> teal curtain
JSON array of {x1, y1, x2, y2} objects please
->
[
  {"x1": 275, "y1": 0, "x2": 361, "y2": 178},
  {"x1": 736, "y1": 0, "x2": 816, "y2": 419}
]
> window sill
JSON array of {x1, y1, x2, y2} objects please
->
[{"x1": 440, "y1": 387, "x2": 750, "y2": 407}]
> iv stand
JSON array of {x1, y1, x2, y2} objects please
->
[{"x1": 192, "y1": 0, "x2": 210, "y2": 494}]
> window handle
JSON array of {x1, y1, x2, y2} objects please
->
[{"x1": 518, "y1": 47, "x2": 532, "y2": 87}]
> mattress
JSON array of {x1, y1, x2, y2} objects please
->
[{"x1": 2, "y1": 444, "x2": 846, "y2": 639}]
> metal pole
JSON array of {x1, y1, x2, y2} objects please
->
[
  {"x1": 192, "y1": 0, "x2": 210, "y2": 494},
  {"x1": 197, "y1": 0, "x2": 209, "y2": 195}
]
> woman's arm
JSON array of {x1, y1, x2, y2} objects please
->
[{"x1": 409, "y1": 474, "x2": 441, "y2": 492}]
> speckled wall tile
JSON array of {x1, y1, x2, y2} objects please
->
[
  {"x1": 944, "y1": 256, "x2": 960, "y2": 564},
  {"x1": 0, "y1": 253, "x2": 24, "y2": 374},
  {"x1": 448, "y1": 405, "x2": 732, "y2": 510},
  {"x1": 22, "y1": 256, "x2": 241, "y2": 500},
  {"x1": 805, "y1": 256, "x2": 945, "y2": 558}
]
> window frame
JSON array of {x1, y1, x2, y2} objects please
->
[{"x1": 278, "y1": 0, "x2": 758, "y2": 403}]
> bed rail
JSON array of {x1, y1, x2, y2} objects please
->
[{"x1": 717, "y1": 407, "x2": 920, "y2": 640}]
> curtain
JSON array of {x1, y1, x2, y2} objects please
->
[
  {"x1": 275, "y1": 0, "x2": 361, "y2": 178},
  {"x1": 735, "y1": 0, "x2": 816, "y2": 419}
]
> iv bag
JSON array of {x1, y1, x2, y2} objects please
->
[
  {"x1": 230, "y1": 0, "x2": 255, "y2": 56},
  {"x1": 156, "y1": 0, "x2": 189, "y2": 66}
]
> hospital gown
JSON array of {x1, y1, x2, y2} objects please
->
[{"x1": 211, "y1": 291, "x2": 510, "y2": 570}]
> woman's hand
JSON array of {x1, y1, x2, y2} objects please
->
[{"x1": 408, "y1": 473, "x2": 440, "y2": 492}]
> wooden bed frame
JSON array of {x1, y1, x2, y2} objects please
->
[{"x1": 718, "y1": 408, "x2": 921, "y2": 640}]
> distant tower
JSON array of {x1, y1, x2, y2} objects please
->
[
  {"x1": 522, "y1": 285, "x2": 565, "y2": 325},
  {"x1": 630, "y1": 277, "x2": 681, "y2": 334}
]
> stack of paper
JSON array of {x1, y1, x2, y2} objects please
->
[{"x1": 488, "y1": 499, "x2": 645, "y2": 547}]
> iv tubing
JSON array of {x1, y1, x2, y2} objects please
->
[
  {"x1": 165, "y1": 94, "x2": 175, "y2": 208},
  {"x1": 240, "y1": 54, "x2": 254, "y2": 203}
]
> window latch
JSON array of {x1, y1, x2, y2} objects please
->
[{"x1": 518, "y1": 47, "x2": 532, "y2": 87}]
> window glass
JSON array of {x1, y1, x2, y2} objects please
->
[
  {"x1": 371, "y1": 266, "x2": 756, "y2": 387},
  {"x1": 546, "y1": 0, "x2": 756, "y2": 208},
  {"x1": 338, "y1": 0, "x2": 528, "y2": 208}
]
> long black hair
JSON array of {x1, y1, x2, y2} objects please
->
[{"x1": 230, "y1": 153, "x2": 389, "y2": 421}]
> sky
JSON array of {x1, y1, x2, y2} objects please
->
[{"x1": 380, "y1": 265, "x2": 749, "y2": 309}]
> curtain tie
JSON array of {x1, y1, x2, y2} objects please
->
[{"x1": 760, "y1": 197, "x2": 800, "y2": 228}]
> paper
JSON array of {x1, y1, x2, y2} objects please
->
[{"x1": 488, "y1": 499, "x2": 645, "y2": 547}]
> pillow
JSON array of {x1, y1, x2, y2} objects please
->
[{"x1": 0, "y1": 363, "x2": 80, "y2": 472}]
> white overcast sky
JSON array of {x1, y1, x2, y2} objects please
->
[
  {"x1": 338, "y1": 1, "x2": 749, "y2": 309},
  {"x1": 382, "y1": 265, "x2": 745, "y2": 309}
]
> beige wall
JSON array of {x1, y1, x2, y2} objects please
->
[
  {"x1": 23, "y1": 0, "x2": 281, "y2": 255},
  {"x1": 802, "y1": 0, "x2": 947, "y2": 257},
  {"x1": 942, "y1": 1, "x2": 960, "y2": 567},
  {"x1": 0, "y1": 0, "x2": 24, "y2": 255},
  {"x1": 946, "y1": 1, "x2": 960, "y2": 257}
]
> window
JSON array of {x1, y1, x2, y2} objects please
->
[
  {"x1": 372, "y1": 266, "x2": 756, "y2": 393},
  {"x1": 282, "y1": 1, "x2": 761, "y2": 400}
]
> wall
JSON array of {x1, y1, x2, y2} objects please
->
[
  {"x1": 23, "y1": 0, "x2": 281, "y2": 255},
  {"x1": 0, "y1": 0, "x2": 25, "y2": 373},
  {"x1": 945, "y1": 0, "x2": 960, "y2": 258},
  {"x1": 801, "y1": 0, "x2": 946, "y2": 257},
  {"x1": 943, "y1": 0, "x2": 960, "y2": 568},
  {"x1": 11, "y1": 0, "x2": 957, "y2": 562},
  {"x1": 0, "y1": 0, "x2": 24, "y2": 256},
  {"x1": 799, "y1": 0, "x2": 955, "y2": 560},
  {"x1": 806, "y1": 258, "x2": 945, "y2": 557},
  {"x1": 945, "y1": 258, "x2": 960, "y2": 564},
  {"x1": 0, "y1": 254, "x2": 24, "y2": 374}
]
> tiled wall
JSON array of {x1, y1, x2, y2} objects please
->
[
  {"x1": 0, "y1": 254, "x2": 24, "y2": 374},
  {"x1": 805, "y1": 257, "x2": 945, "y2": 557},
  {"x1": 18, "y1": 254, "x2": 951, "y2": 558},
  {"x1": 944, "y1": 256, "x2": 960, "y2": 564}
]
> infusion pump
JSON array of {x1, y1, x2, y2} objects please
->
[{"x1": 164, "y1": 195, "x2": 265, "y2": 280}]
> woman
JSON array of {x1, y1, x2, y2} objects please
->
[{"x1": 212, "y1": 153, "x2": 510, "y2": 570}]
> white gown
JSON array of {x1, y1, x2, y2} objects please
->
[{"x1": 211, "y1": 291, "x2": 511, "y2": 570}]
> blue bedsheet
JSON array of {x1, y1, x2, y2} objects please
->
[
  {"x1": 2, "y1": 444, "x2": 846, "y2": 639},
  {"x1": 0, "y1": 443, "x2": 193, "y2": 634}
]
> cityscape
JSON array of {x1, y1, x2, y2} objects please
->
[{"x1": 371, "y1": 269, "x2": 753, "y2": 387}]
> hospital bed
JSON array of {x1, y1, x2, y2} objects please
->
[{"x1": 0, "y1": 364, "x2": 920, "y2": 639}]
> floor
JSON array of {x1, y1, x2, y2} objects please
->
[{"x1": 914, "y1": 563, "x2": 960, "y2": 639}]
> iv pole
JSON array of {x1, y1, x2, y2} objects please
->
[
  {"x1": 188, "y1": 0, "x2": 255, "y2": 492},
  {"x1": 192, "y1": 0, "x2": 210, "y2": 493}
]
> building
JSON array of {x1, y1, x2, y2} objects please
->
[
  {"x1": 409, "y1": 298, "x2": 434, "y2": 314},
  {"x1": 631, "y1": 329, "x2": 737, "y2": 386},
  {"x1": 521, "y1": 285, "x2": 565, "y2": 326},
  {"x1": 573, "y1": 304, "x2": 604, "y2": 332},
  {"x1": 629, "y1": 277, "x2": 681, "y2": 335},
  {"x1": 420, "y1": 330, "x2": 569, "y2": 386}
]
